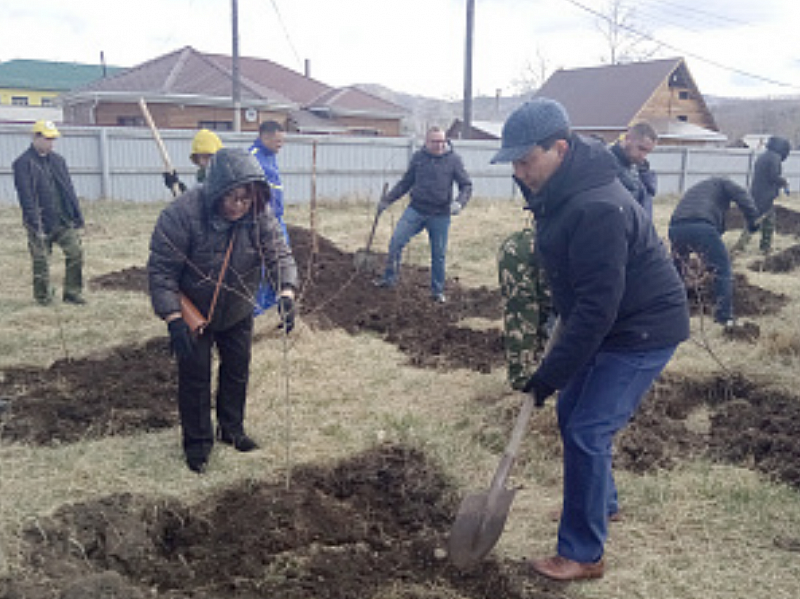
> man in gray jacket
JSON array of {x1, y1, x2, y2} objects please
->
[{"x1": 374, "y1": 126, "x2": 472, "y2": 303}]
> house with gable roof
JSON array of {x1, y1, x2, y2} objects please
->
[
  {"x1": 534, "y1": 57, "x2": 727, "y2": 146},
  {"x1": 60, "y1": 46, "x2": 407, "y2": 136}
]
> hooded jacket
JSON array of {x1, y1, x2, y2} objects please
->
[
  {"x1": 524, "y1": 134, "x2": 689, "y2": 390},
  {"x1": 669, "y1": 177, "x2": 759, "y2": 233},
  {"x1": 385, "y1": 143, "x2": 473, "y2": 216},
  {"x1": 750, "y1": 136, "x2": 790, "y2": 214},
  {"x1": 12, "y1": 145, "x2": 84, "y2": 234},
  {"x1": 148, "y1": 148, "x2": 297, "y2": 331}
]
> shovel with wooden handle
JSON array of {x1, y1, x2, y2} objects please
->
[
  {"x1": 354, "y1": 182, "x2": 388, "y2": 272},
  {"x1": 138, "y1": 97, "x2": 181, "y2": 198},
  {"x1": 447, "y1": 318, "x2": 562, "y2": 570}
]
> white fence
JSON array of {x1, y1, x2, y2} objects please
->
[{"x1": 1, "y1": 123, "x2": 798, "y2": 205}]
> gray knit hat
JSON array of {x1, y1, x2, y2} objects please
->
[{"x1": 491, "y1": 98, "x2": 571, "y2": 164}]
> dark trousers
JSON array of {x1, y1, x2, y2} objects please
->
[
  {"x1": 176, "y1": 316, "x2": 253, "y2": 456},
  {"x1": 669, "y1": 220, "x2": 733, "y2": 323}
]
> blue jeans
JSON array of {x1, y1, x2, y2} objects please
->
[
  {"x1": 556, "y1": 346, "x2": 677, "y2": 563},
  {"x1": 382, "y1": 206, "x2": 451, "y2": 295},
  {"x1": 669, "y1": 220, "x2": 732, "y2": 323}
]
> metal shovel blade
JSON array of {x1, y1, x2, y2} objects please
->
[{"x1": 447, "y1": 486, "x2": 517, "y2": 569}]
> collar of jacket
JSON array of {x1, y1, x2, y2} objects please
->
[{"x1": 526, "y1": 134, "x2": 618, "y2": 219}]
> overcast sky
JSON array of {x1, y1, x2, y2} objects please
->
[{"x1": 2, "y1": 0, "x2": 800, "y2": 101}]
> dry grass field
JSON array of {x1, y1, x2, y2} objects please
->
[{"x1": 1, "y1": 193, "x2": 799, "y2": 598}]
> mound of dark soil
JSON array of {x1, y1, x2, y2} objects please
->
[
  {"x1": 727, "y1": 203, "x2": 800, "y2": 234},
  {"x1": 0, "y1": 445, "x2": 560, "y2": 599},
  {"x1": 0, "y1": 338, "x2": 176, "y2": 444},
  {"x1": 749, "y1": 243, "x2": 800, "y2": 273},
  {"x1": 92, "y1": 225, "x2": 504, "y2": 374}
]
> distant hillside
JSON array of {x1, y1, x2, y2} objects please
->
[{"x1": 355, "y1": 83, "x2": 528, "y2": 135}]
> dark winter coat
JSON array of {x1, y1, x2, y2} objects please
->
[
  {"x1": 523, "y1": 134, "x2": 689, "y2": 390},
  {"x1": 670, "y1": 177, "x2": 759, "y2": 234},
  {"x1": 148, "y1": 149, "x2": 297, "y2": 332},
  {"x1": 609, "y1": 142, "x2": 657, "y2": 212},
  {"x1": 385, "y1": 144, "x2": 472, "y2": 216},
  {"x1": 751, "y1": 136, "x2": 790, "y2": 214},
  {"x1": 12, "y1": 145, "x2": 84, "y2": 234}
]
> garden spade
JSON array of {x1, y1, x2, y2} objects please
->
[
  {"x1": 447, "y1": 393, "x2": 536, "y2": 569},
  {"x1": 448, "y1": 318, "x2": 561, "y2": 569},
  {"x1": 354, "y1": 183, "x2": 388, "y2": 272}
]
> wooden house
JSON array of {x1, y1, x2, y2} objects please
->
[
  {"x1": 60, "y1": 46, "x2": 407, "y2": 136},
  {"x1": 535, "y1": 57, "x2": 726, "y2": 146}
]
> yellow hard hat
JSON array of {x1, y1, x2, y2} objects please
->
[
  {"x1": 32, "y1": 120, "x2": 60, "y2": 138},
  {"x1": 190, "y1": 129, "x2": 223, "y2": 164}
]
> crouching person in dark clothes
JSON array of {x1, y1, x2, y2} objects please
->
[
  {"x1": 148, "y1": 148, "x2": 298, "y2": 473},
  {"x1": 492, "y1": 98, "x2": 690, "y2": 581}
]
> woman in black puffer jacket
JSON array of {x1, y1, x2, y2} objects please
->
[{"x1": 148, "y1": 148, "x2": 298, "y2": 473}]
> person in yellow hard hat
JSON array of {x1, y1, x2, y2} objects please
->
[
  {"x1": 12, "y1": 120, "x2": 86, "y2": 305},
  {"x1": 163, "y1": 129, "x2": 224, "y2": 192}
]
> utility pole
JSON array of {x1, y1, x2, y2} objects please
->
[
  {"x1": 462, "y1": 0, "x2": 475, "y2": 140},
  {"x1": 232, "y1": 0, "x2": 242, "y2": 132}
]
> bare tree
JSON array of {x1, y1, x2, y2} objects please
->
[
  {"x1": 595, "y1": 0, "x2": 660, "y2": 64},
  {"x1": 512, "y1": 46, "x2": 553, "y2": 95}
]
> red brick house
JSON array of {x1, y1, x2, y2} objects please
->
[{"x1": 60, "y1": 46, "x2": 407, "y2": 136}]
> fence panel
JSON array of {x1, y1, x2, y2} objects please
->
[{"x1": 1, "y1": 123, "x2": 796, "y2": 204}]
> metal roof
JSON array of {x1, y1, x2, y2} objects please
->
[{"x1": 0, "y1": 59, "x2": 123, "y2": 92}]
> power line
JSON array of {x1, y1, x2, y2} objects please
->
[
  {"x1": 561, "y1": 0, "x2": 800, "y2": 92},
  {"x1": 268, "y1": 0, "x2": 303, "y2": 71}
]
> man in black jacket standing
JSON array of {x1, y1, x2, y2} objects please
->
[
  {"x1": 609, "y1": 122, "x2": 658, "y2": 218},
  {"x1": 492, "y1": 98, "x2": 689, "y2": 581},
  {"x1": 13, "y1": 120, "x2": 85, "y2": 305},
  {"x1": 374, "y1": 126, "x2": 472, "y2": 303}
]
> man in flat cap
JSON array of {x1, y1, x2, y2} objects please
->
[
  {"x1": 13, "y1": 120, "x2": 86, "y2": 305},
  {"x1": 492, "y1": 98, "x2": 689, "y2": 581}
]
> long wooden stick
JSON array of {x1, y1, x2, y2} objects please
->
[{"x1": 138, "y1": 98, "x2": 180, "y2": 197}]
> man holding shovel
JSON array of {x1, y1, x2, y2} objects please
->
[
  {"x1": 491, "y1": 98, "x2": 689, "y2": 581},
  {"x1": 373, "y1": 126, "x2": 472, "y2": 303}
]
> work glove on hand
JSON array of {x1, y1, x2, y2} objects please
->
[
  {"x1": 163, "y1": 170, "x2": 187, "y2": 193},
  {"x1": 277, "y1": 295, "x2": 296, "y2": 334},
  {"x1": 168, "y1": 318, "x2": 195, "y2": 359},
  {"x1": 450, "y1": 201, "x2": 462, "y2": 216},
  {"x1": 523, "y1": 374, "x2": 556, "y2": 407},
  {"x1": 377, "y1": 197, "x2": 392, "y2": 214}
]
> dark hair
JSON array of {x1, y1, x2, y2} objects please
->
[
  {"x1": 538, "y1": 129, "x2": 571, "y2": 151},
  {"x1": 259, "y1": 120, "x2": 284, "y2": 136},
  {"x1": 628, "y1": 122, "x2": 658, "y2": 142}
]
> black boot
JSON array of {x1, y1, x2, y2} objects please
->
[{"x1": 217, "y1": 427, "x2": 259, "y2": 452}]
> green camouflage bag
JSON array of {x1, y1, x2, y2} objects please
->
[{"x1": 497, "y1": 227, "x2": 552, "y2": 390}]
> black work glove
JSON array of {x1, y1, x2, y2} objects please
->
[
  {"x1": 277, "y1": 295, "x2": 296, "y2": 334},
  {"x1": 523, "y1": 374, "x2": 556, "y2": 407},
  {"x1": 168, "y1": 318, "x2": 195, "y2": 359},
  {"x1": 163, "y1": 170, "x2": 187, "y2": 193}
]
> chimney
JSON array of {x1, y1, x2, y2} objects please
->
[{"x1": 304, "y1": 59, "x2": 311, "y2": 78}]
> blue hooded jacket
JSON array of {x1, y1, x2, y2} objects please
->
[{"x1": 523, "y1": 134, "x2": 689, "y2": 390}]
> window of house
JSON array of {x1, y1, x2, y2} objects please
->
[
  {"x1": 198, "y1": 121, "x2": 233, "y2": 131},
  {"x1": 679, "y1": 91, "x2": 690, "y2": 100},
  {"x1": 117, "y1": 116, "x2": 145, "y2": 127},
  {"x1": 677, "y1": 115, "x2": 688, "y2": 122},
  {"x1": 11, "y1": 96, "x2": 28, "y2": 106},
  {"x1": 41, "y1": 97, "x2": 55, "y2": 107}
]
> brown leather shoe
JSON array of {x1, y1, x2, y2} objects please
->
[{"x1": 529, "y1": 555, "x2": 605, "y2": 581}]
